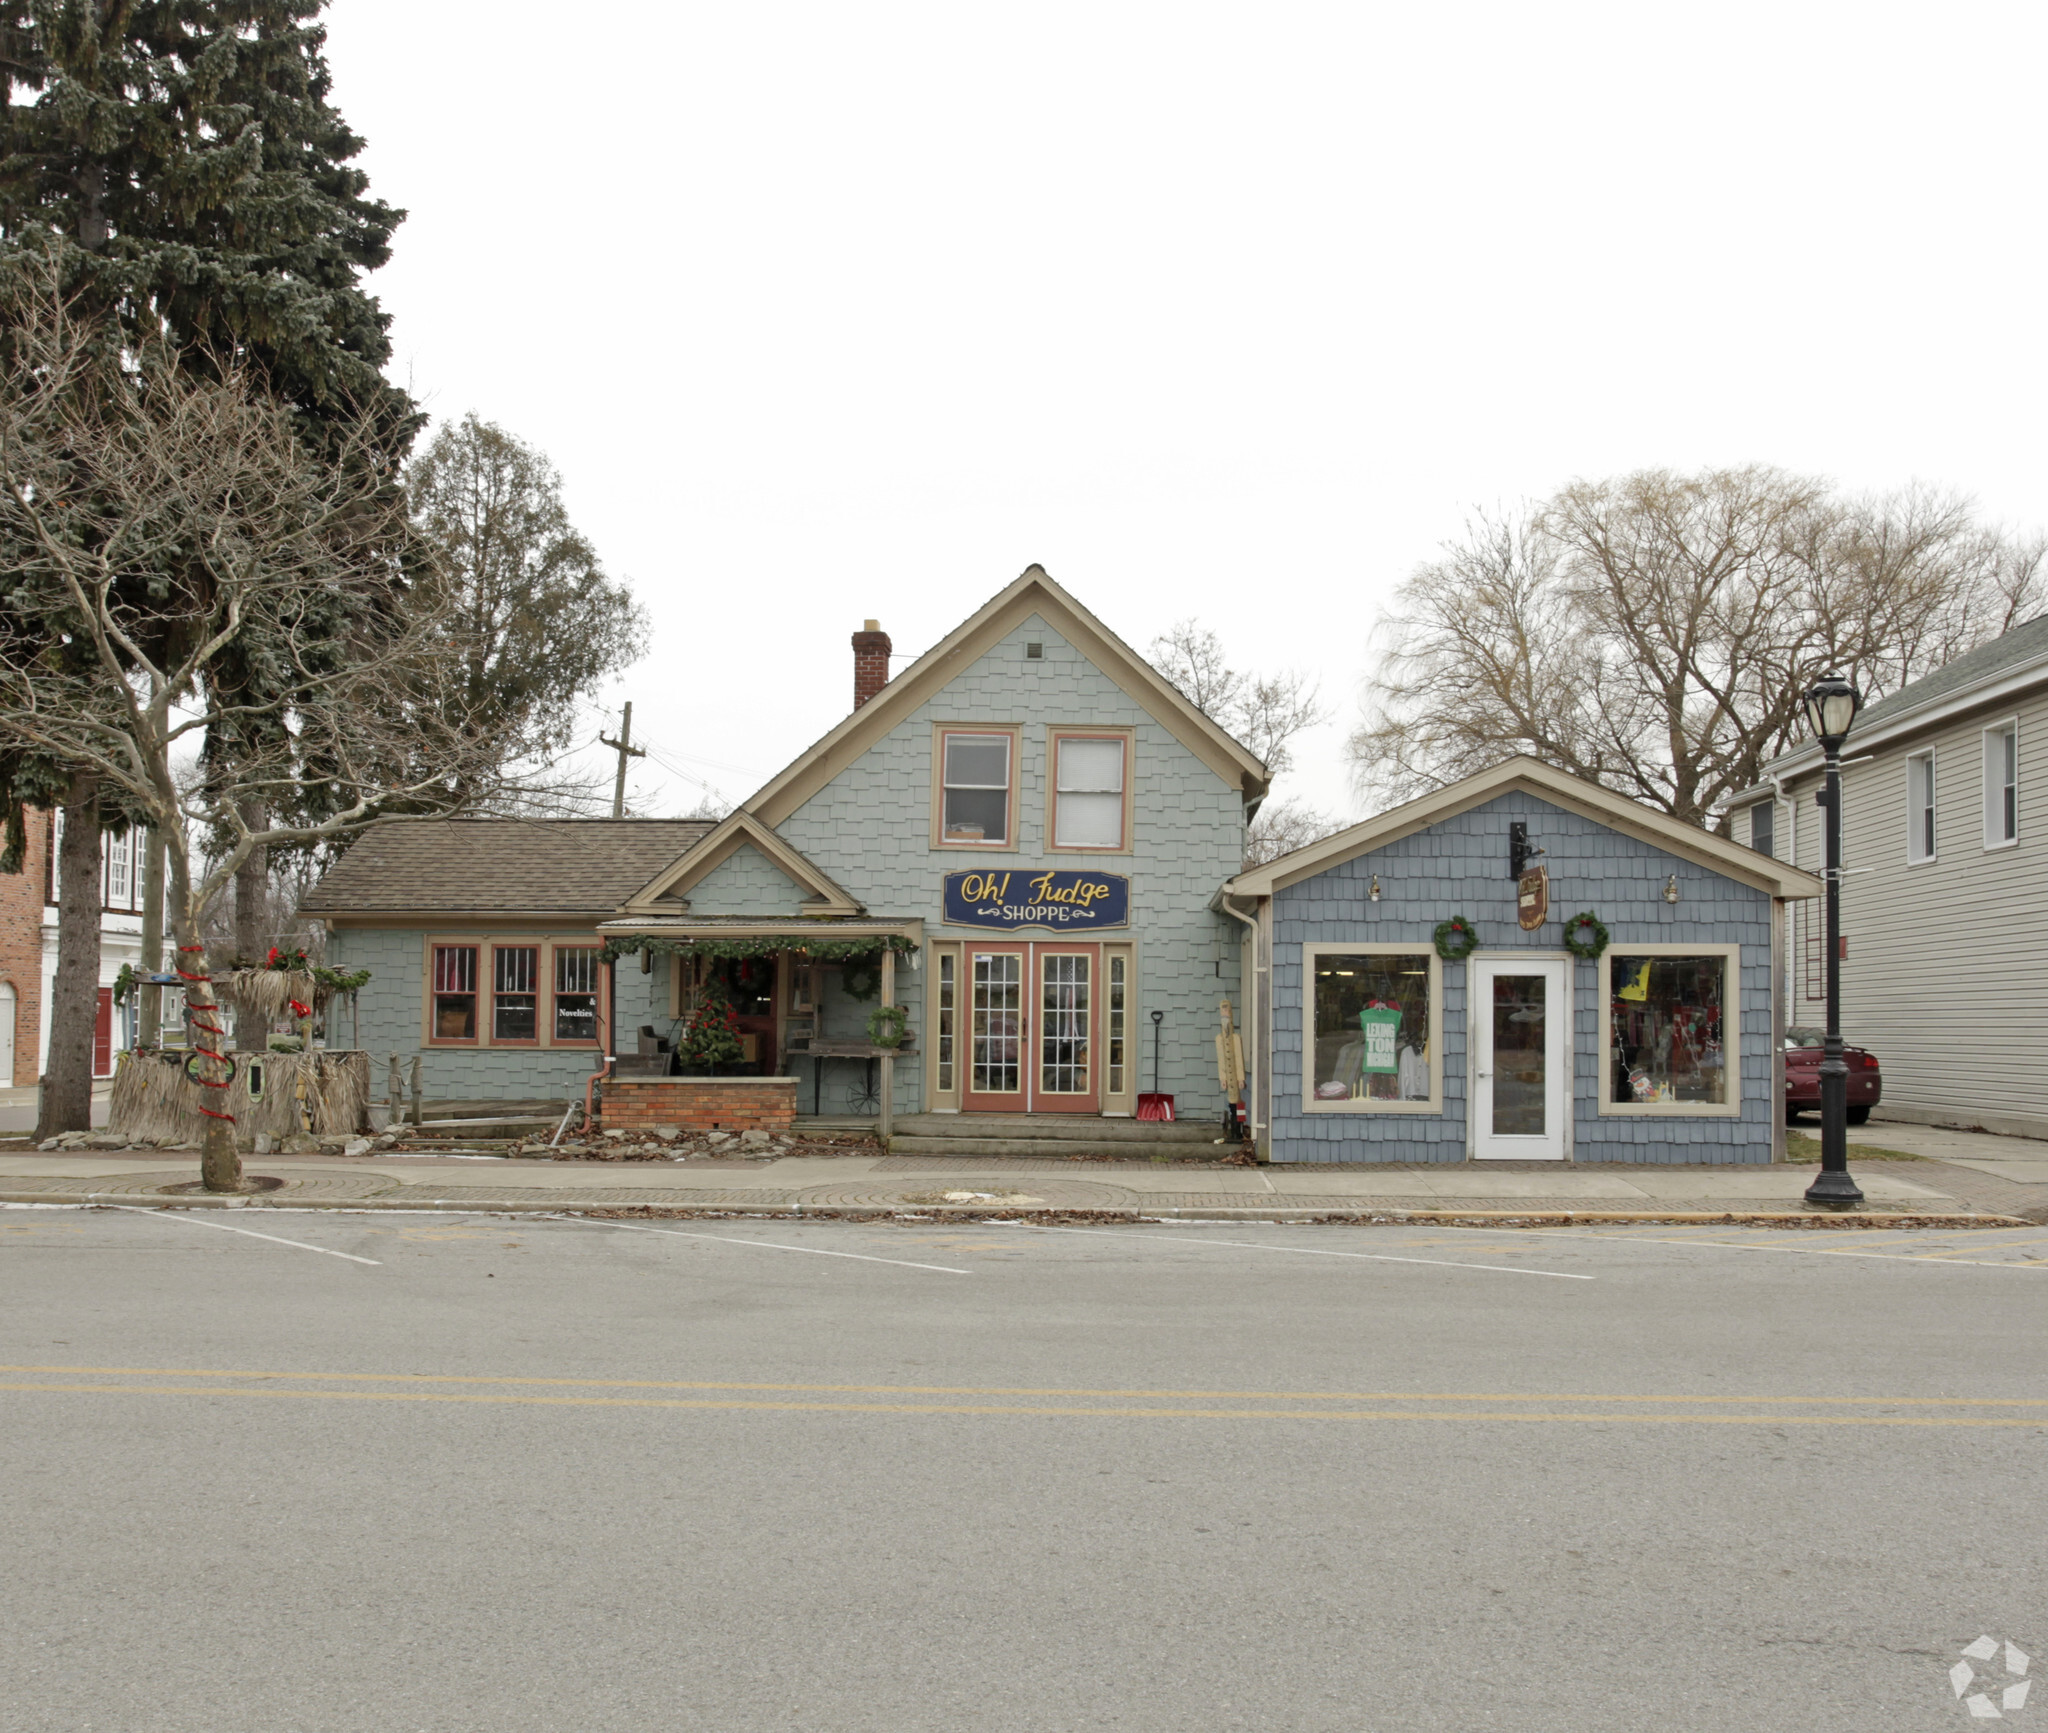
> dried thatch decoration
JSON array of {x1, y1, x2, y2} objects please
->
[
  {"x1": 109, "y1": 1048, "x2": 371, "y2": 1147},
  {"x1": 217, "y1": 968, "x2": 321, "y2": 1023}
]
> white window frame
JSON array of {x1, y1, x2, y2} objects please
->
[
  {"x1": 1906, "y1": 749, "x2": 1937, "y2": 865},
  {"x1": 106, "y1": 828, "x2": 132, "y2": 905},
  {"x1": 1747, "y1": 800, "x2": 1774, "y2": 858},
  {"x1": 1597, "y1": 942, "x2": 1742, "y2": 1119},
  {"x1": 1984, "y1": 720, "x2": 2019, "y2": 851},
  {"x1": 1300, "y1": 942, "x2": 1442, "y2": 1115}
]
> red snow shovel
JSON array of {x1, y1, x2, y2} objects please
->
[{"x1": 1138, "y1": 1009, "x2": 1175, "y2": 1121}]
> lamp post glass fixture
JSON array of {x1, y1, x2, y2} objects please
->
[{"x1": 1803, "y1": 671, "x2": 1864, "y2": 1208}]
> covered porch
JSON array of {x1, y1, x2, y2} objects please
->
[{"x1": 595, "y1": 916, "x2": 923, "y2": 1133}]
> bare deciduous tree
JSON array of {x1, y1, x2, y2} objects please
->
[
  {"x1": 1352, "y1": 467, "x2": 2047, "y2": 826},
  {"x1": 0, "y1": 282, "x2": 507, "y2": 1192},
  {"x1": 1149, "y1": 620, "x2": 1329, "y2": 779},
  {"x1": 1244, "y1": 796, "x2": 1344, "y2": 868}
]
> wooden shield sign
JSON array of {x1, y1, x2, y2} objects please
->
[{"x1": 1516, "y1": 865, "x2": 1549, "y2": 931}]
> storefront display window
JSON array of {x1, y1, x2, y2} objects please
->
[
  {"x1": 1605, "y1": 950, "x2": 1732, "y2": 1110},
  {"x1": 1305, "y1": 947, "x2": 1436, "y2": 1111}
]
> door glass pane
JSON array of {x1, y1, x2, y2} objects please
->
[
  {"x1": 1040, "y1": 954, "x2": 1090, "y2": 1094},
  {"x1": 1106, "y1": 955, "x2": 1126, "y2": 1095},
  {"x1": 971, "y1": 953, "x2": 1021, "y2": 1093},
  {"x1": 937, "y1": 954, "x2": 956, "y2": 1092},
  {"x1": 1491, "y1": 973, "x2": 1547, "y2": 1135}
]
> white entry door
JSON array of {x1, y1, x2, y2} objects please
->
[{"x1": 1471, "y1": 956, "x2": 1570, "y2": 1160}]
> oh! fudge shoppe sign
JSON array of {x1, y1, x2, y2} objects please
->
[{"x1": 942, "y1": 869, "x2": 1130, "y2": 932}]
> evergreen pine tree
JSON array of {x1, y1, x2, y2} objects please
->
[{"x1": 0, "y1": 3, "x2": 415, "y2": 1124}]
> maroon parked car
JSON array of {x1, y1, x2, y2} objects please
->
[{"x1": 1783, "y1": 1027, "x2": 1882, "y2": 1125}]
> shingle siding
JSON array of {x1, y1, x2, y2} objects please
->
[
  {"x1": 327, "y1": 927, "x2": 671, "y2": 1101},
  {"x1": 777, "y1": 613, "x2": 1244, "y2": 1118},
  {"x1": 1268, "y1": 791, "x2": 1776, "y2": 1165},
  {"x1": 686, "y1": 842, "x2": 808, "y2": 917}
]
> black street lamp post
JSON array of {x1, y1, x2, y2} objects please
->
[{"x1": 1803, "y1": 671, "x2": 1864, "y2": 1210}]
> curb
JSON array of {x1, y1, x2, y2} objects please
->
[{"x1": 0, "y1": 1189, "x2": 2028, "y2": 1229}]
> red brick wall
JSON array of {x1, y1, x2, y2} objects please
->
[
  {"x1": 0, "y1": 809, "x2": 47, "y2": 1086},
  {"x1": 598, "y1": 1078, "x2": 797, "y2": 1132},
  {"x1": 852, "y1": 622, "x2": 892, "y2": 710}
]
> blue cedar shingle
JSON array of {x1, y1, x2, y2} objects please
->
[{"x1": 1269, "y1": 790, "x2": 1774, "y2": 1165}]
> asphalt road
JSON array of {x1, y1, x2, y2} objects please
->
[{"x1": 4, "y1": 1209, "x2": 2046, "y2": 1733}]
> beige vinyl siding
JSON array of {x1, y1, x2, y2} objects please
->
[{"x1": 1786, "y1": 684, "x2": 2048, "y2": 1135}]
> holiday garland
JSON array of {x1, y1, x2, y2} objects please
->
[
  {"x1": 598, "y1": 934, "x2": 916, "y2": 969},
  {"x1": 1432, "y1": 916, "x2": 1480, "y2": 960},
  {"x1": 1562, "y1": 910, "x2": 1610, "y2": 960}
]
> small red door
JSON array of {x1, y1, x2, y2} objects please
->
[{"x1": 93, "y1": 987, "x2": 114, "y2": 1076}]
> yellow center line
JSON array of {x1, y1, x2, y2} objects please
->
[
  {"x1": 3, "y1": 1380, "x2": 2044, "y2": 1427},
  {"x1": 2, "y1": 1364, "x2": 2043, "y2": 1408}
]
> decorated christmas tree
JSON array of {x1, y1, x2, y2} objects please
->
[{"x1": 676, "y1": 982, "x2": 745, "y2": 1070}]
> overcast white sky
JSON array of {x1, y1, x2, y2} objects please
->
[{"x1": 324, "y1": 1, "x2": 2047, "y2": 822}]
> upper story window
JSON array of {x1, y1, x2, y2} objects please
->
[
  {"x1": 1748, "y1": 801, "x2": 1774, "y2": 857},
  {"x1": 939, "y1": 730, "x2": 1014, "y2": 846},
  {"x1": 1051, "y1": 733, "x2": 1129, "y2": 850},
  {"x1": 106, "y1": 828, "x2": 132, "y2": 905},
  {"x1": 1906, "y1": 750, "x2": 1937, "y2": 864},
  {"x1": 1985, "y1": 722, "x2": 2018, "y2": 850}
]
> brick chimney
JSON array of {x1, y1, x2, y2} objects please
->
[{"x1": 852, "y1": 619, "x2": 891, "y2": 710}]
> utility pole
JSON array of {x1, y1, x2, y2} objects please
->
[{"x1": 599, "y1": 702, "x2": 646, "y2": 819}]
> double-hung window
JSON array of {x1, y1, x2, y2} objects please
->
[
  {"x1": 1907, "y1": 751, "x2": 1937, "y2": 863},
  {"x1": 1748, "y1": 801, "x2": 1774, "y2": 857},
  {"x1": 432, "y1": 945, "x2": 479, "y2": 1041},
  {"x1": 493, "y1": 946, "x2": 540, "y2": 1041},
  {"x1": 1985, "y1": 723, "x2": 2018, "y2": 849},
  {"x1": 1052, "y1": 733, "x2": 1129, "y2": 850},
  {"x1": 939, "y1": 731, "x2": 1014, "y2": 845},
  {"x1": 106, "y1": 830, "x2": 132, "y2": 906},
  {"x1": 553, "y1": 947, "x2": 600, "y2": 1042}
]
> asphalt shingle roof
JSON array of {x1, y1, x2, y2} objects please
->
[
  {"x1": 1853, "y1": 612, "x2": 2048, "y2": 732},
  {"x1": 297, "y1": 818, "x2": 715, "y2": 916}
]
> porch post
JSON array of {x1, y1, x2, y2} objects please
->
[{"x1": 877, "y1": 947, "x2": 895, "y2": 1143}]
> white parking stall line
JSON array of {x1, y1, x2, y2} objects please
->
[
  {"x1": 1439, "y1": 1225, "x2": 2048, "y2": 1272},
  {"x1": 1030, "y1": 1224, "x2": 1594, "y2": 1280},
  {"x1": 569, "y1": 1219, "x2": 971, "y2": 1274},
  {"x1": 112, "y1": 1206, "x2": 381, "y2": 1265}
]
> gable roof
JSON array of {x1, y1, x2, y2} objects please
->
[
  {"x1": 618, "y1": 809, "x2": 863, "y2": 916},
  {"x1": 1223, "y1": 757, "x2": 1822, "y2": 901},
  {"x1": 742, "y1": 564, "x2": 1271, "y2": 826},
  {"x1": 298, "y1": 817, "x2": 716, "y2": 918},
  {"x1": 1734, "y1": 613, "x2": 2048, "y2": 798}
]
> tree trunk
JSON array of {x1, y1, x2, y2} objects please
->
[
  {"x1": 231, "y1": 799, "x2": 267, "y2": 1050},
  {"x1": 34, "y1": 775, "x2": 102, "y2": 1142},
  {"x1": 168, "y1": 888, "x2": 242, "y2": 1194},
  {"x1": 138, "y1": 828, "x2": 165, "y2": 1046}
]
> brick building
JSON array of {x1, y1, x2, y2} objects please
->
[{"x1": 0, "y1": 813, "x2": 148, "y2": 1089}]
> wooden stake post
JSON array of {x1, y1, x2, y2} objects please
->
[{"x1": 877, "y1": 947, "x2": 895, "y2": 1141}]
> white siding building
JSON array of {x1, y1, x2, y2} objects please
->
[{"x1": 1728, "y1": 614, "x2": 2048, "y2": 1138}]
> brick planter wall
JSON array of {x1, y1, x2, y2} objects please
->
[{"x1": 599, "y1": 1075, "x2": 798, "y2": 1133}]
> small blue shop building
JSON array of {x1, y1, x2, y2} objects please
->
[{"x1": 1219, "y1": 759, "x2": 1821, "y2": 1165}]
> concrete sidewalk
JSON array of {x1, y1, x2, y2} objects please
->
[{"x1": 0, "y1": 1136, "x2": 2037, "y2": 1223}]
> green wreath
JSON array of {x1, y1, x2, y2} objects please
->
[
  {"x1": 866, "y1": 1005, "x2": 909, "y2": 1049},
  {"x1": 1562, "y1": 910, "x2": 1610, "y2": 960},
  {"x1": 1432, "y1": 916, "x2": 1479, "y2": 961},
  {"x1": 839, "y1": 956, "x2": 882, "y2": 1001}
]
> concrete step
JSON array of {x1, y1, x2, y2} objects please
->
[
  {"x1": 891, "y1": 1113, "x2": 1216, "y2": 1144},
  {"x1": 888, "y1": 1134, "x2": 1238, "y2": 1160}
]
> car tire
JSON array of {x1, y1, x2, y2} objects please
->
[{"x1": 1845, "y1": 1105, "x2": 1871, "y2": 1126}]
